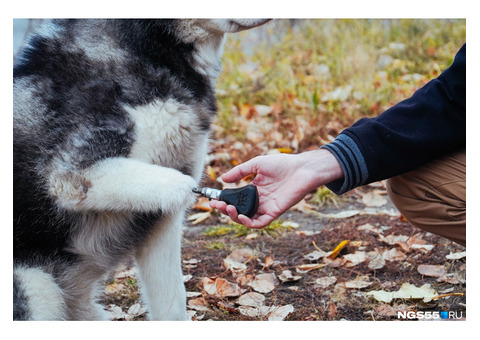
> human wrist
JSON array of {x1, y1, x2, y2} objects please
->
[{"x1": 296, "y1": 149, "x2": 344, "y2": 189}]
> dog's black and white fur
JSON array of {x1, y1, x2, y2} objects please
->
[{"x1": 13, "y1": 19, "x2": 268, "y2": 320}]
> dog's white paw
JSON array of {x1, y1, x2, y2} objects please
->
[{"x1": 156, "y1": 169, "x2": 197, "y2": 214}]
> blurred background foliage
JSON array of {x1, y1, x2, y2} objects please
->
[{"x1": 215, "y1": 19, "x2": 465, "y2": 152}]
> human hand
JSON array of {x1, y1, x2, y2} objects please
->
[{"x1": 209, "y1": 149, "x2": 344, "y2": 228}]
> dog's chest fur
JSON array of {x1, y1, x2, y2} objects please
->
[{"x1": 125, "y1": 98, "x2": 205, "y2": 173}]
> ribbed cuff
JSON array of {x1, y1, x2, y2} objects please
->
[{"x1": 320, "y1": 134, "x2": 368, "y2": 195}]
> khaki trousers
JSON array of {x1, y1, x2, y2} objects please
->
[{"x1": 386, "y1": 149, "x2": 466, "y2": 246}]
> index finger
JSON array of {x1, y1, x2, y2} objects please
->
[{"x1": 221, "y1": 158, "x2": 260, "y2": 183}]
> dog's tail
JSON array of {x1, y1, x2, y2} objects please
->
[{"x1": 13, "y1": 265, "x2": 66, "y2": 320}]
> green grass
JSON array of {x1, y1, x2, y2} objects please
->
[
  {"x1": 215, "y1": 19, "x2": 465, "y2": 145},
  {"x1": 310, "y1": 186, "x2": 343, "y2": 208},
  {"x1": 202, "y1": 219, "x2": 296, "y2": 239}
]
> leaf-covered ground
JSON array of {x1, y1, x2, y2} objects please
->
[{"x1": 99, "y1": 184, "x2": 466, "y2": 321}]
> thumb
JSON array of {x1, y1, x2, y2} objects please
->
[{"x1": 221, "y1": 157, "x2": 260, "y2": 183}]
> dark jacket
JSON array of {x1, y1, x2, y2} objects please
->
[{"x1": 322, "y1": 44, "x2": 466, "y2": 194}]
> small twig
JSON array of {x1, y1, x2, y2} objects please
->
[
  {"x1": 312, "y1": 240, "x2": 323, "y2": 252},
  {"x1": 432, "y1": 293, "x2": 464, "y2": 300}
]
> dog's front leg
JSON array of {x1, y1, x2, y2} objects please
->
[
  {"x1": 135, "y1": 212, "x2": 187, "y2": 320},
  {"x1": 48, "y1": 157, "x2": 197, "y2": 213}
]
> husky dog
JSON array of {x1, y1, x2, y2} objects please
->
[{"x1": 13, "y1": 19, "x2": 269, "y2": 320}]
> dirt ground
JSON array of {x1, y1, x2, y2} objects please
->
[{"x1": 99, "y1": 183, "x2": 466, "y2": 321}]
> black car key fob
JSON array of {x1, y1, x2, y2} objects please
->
[{"x1": 193, "y1": 185, "x2": 259, "y2": 218}]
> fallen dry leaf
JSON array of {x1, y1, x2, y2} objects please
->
[
  {"x1": 437, "y1": 273, "x2": 463, "y2": 284},
  {"x1": 127, "y1": 303, "x2": 147, "y2": 317},
  {"x1": 104, "y1": 283, "x2": 125, "y2": 295},
  {"x1": 202, "y1": 277, "x2": 241, "y2": 298},
  {"x1": 349, "y1": 240, "x2": 365, "y2": 247},
  {"x1": 374, "y1": 304, "x2": 395, "y2": 317},
  {"x1": 322, "y1": 257, "x2": 347, "y2": 267},
  {"x1": 193, "y1": 197, "x2": 213, "y2": 212},
  {"x1": 344, "y1": 276, "x2": 372, "y2": 289},
  {"x1": 313, "y1": 210, "x2": 360, "y2": 219},
  {"x1": 227, "y1": 248, "x2": 256, "y2": 263},
  {"x1": 296, "y1": 263, "x2": 326, "y2": 273},
  {"x1": 236, "y1": 273, "x2": 255, "y2": 287},
  {"x1": 304, "y1": 249, "x2": 329, "y2": 261},
  {"x1": 367, "y1": 250, "x2": 386, "y2": 270},
  {"x1": 237, "y1": 292, "x2": 265, "y2": 307},
  {"x1": 375, "y1": 303, "x2": 412, "y2": 317},
  {"x1": 187, "y1": 211, "x2": 211, "y2": 225},
  {"x1": 187, "y1": 310, "x2": 197, "y2": 321},
  {"x1": 366, "y1": 282, "x2": 438, "y2": 303},
  {"x1": 249, "y1": 273, "x2": 278, "y2": 293},
  {"x1": 406, "y1": 233, "x2": 426, "y2": 245},
  {"x1": 378, "y1": 234, "x2": 409, "y2": 246},
  {"x1": 315, "y1": 276, "x2": 337, "y2": 288},
  {"x1": 382, "y1": 248, "x2": 407, "y2": 262},
  {"x1": 417, "y1": 264, "x2": 446, "y2": 278},
  {"x1": 206, "y1": 165, "x2": 216, "y2": 182},
  {"x1": 328, "y1": 240, "x2": 349, "y2": 259},
  {"x1": 409, "y1": 244, "x2": 434, "y2": 253},
  {"x1": 446, "y1": 251, "x2": 466, "y2": 260},
  {"x1": 278, "y1": 270, "x2": 302, "y2": 283},
  {"x1": 105, "y1": 304, "x2": 127, "y2": 321},
  {"x1": 357, "y1": 223, "x2": 383, "y2": 234},
  {"x1": 239, "y1": 305, "x2": 277, "y2": 318},
  {"x1": 238, "y1": 306, "x2": 261, "y2": 318},
  {"x1": 262, "y1": 256, "x2": 274, "y2": 269},
  {"x1": 113, "y1": 266, "x2": 137, "y2": 279},
  {"x1": 186, "y1": 291, "x2": 202, "y2": 298},
  {"x1": 268, "y1": 305, "x2": 294, "y2": 321},
  {"x1": 188, "y1": 297, "x2": 210, "y2": 312},
  {"x1": 223, "y1": 258, "x2": 248, "y2": 275},
  {"x1": 295, "y1": 229, "x2": 321, "y2": 236},
  {"x1": 343, "y1": 251, "x2": 367, "y2": 267},
  {"x1": 183, "y1": 258, "x2": 199, "y2": 269},
  {"x1": 362, "y1": 190, "x2": 387, "y2": 207}
]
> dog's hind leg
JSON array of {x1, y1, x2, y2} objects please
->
[
  {"x1": 14, "y1": 266, "x2": 67, "y2": 320},
  {"x1": 134, "y1": 213, "x2": 187, "y2": 320}
]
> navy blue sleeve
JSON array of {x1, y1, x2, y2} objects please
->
[{"x1": 322, "y1": 44, "x2": 466, "y2": 194}]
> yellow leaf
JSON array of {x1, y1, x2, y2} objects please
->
[
  {"x1": 276, "y1": 148, "x2": 293, "y2": 154},
  {"x1": 239, "y1": 103, "x2": 251, "y2": 116},
  {"x1": 206, "y1": 165, "x2": 216, "y2": 181},
  {"x1": 239, "y1": 103, "x2": 257, "y2": 119},
  {"x1": 328, "y1": 240, "x2": 349, "y2": 259}
]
